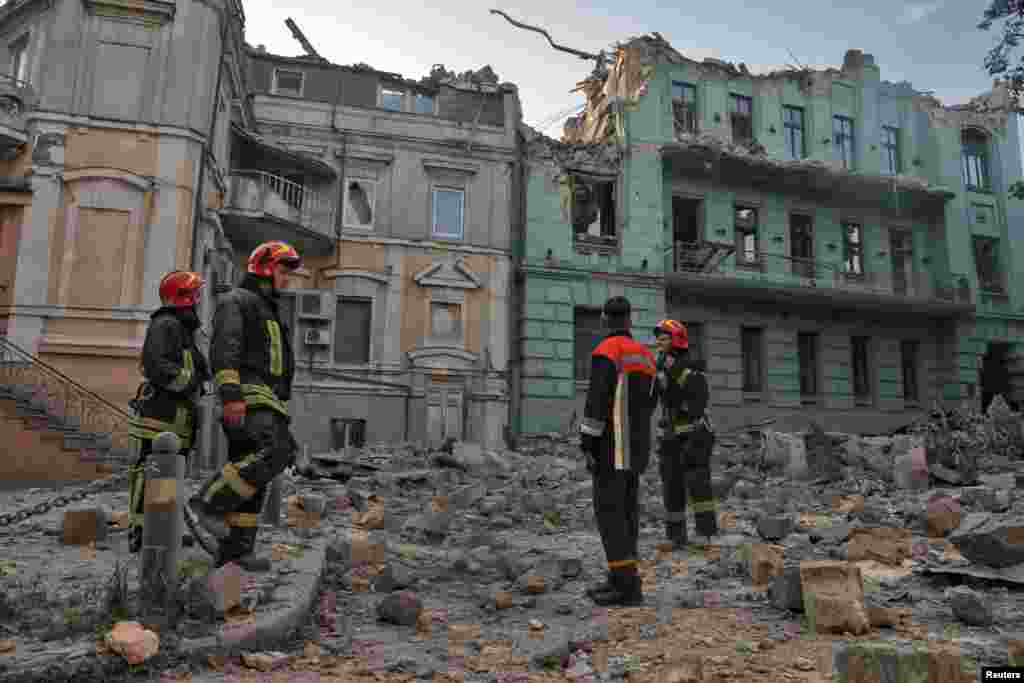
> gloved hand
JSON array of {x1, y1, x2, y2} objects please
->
[{"x1": 222, "y1": 400, "x2": 246, "y2": 428}]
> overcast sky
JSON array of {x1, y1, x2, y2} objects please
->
[{"x1": 240, "y1": 0, "x2": 1007, "y2": 136}]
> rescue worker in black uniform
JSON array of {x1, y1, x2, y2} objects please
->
[
  {"x1": 128, "y1": 270, "x2": 211, "y2": 553},
  {"x1": 188, "y1": 240, "x2": 301, "y2": 571},
  {"x1": 579, "y1": 297, "x2": 657, "y2": 606},
  {"x1": 652, "y1": 319, "x2": 717, "y2": 548}
]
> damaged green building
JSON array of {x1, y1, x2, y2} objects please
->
[{"x1": 512, "y1": 37, "x2": 1024, "y2": 437}]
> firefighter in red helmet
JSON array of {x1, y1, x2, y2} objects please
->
[
  {"x1": 127, "y1": 270, "x2": 211, "y2": 553},
  {"x1": 188, "y1": 241, "x2": 300, "y2": 571},
  {"x1": 652, "y1": 319, "x2": 717, "y2": 549}
]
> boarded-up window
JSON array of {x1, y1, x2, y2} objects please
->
[
  {"x1": 94, "y1": 43, "x2": 148, "y2": 120},
  {"x1": 334, "y1": 297, "x2": 371, "y2": 364},
  {"x1": 68, "y1": 208, "x2": 129, "y2": 307},
  {"x1": 574, "y1": 307, "x2": 604, "y2": 380}
]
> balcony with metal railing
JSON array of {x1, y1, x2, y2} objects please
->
[
  {"x1": 220, "y1": 169, "x2": 338, "y2": 258},
  {"x1": 0, "y1": 73, "x2": 33, "y2": 159},
  {"x1": 666, "y1": 240, "x2": 975, "y2": 316}
]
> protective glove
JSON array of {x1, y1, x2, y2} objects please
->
[{"x1": 222, "y1": 400, "x2": 246, "y2": 428}]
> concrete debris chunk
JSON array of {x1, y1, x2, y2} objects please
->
[
  {"x1": 104, "y1": 621, "x2": 159, "y2": 665},
  {"x1": 946, "y1": 586, "x2": 994, "y2": 626},
  {"x1": 761, "y1": 431, "x2": 809, "y2": 480},
  {"x1": 756, "y1": 515, "x2": 794, "y2": 542},
  {"x1": 926, "y1": 494, "x2": 962, "y2": 537},
  {"x1": 799, "y1": 561, "x2": 870, "y2": 635},
  {"x1": 846, "y1": 527, "x2": 912, "y2": 566},
  {"x1": 949, "y1": 513, "x2": 1024, "y2": 568},
  {"x1": 768, "y1": 565, "x2": 804, "y2": 611},
  {"x1": 61, "y1": 507, "x2": 110, "y2": 546},
  {"x1": 377, "y1": 591, "x2": 422, "y2": 626}
]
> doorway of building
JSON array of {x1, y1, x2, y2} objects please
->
[
  {"x1": 980, "y1": 342, "x2": 1014, "y2": 412},
  {"x1": 671, "y1": 197, "x2": 701, "y2": 270},
  {"x1": 427, "y1": 384, "x2": 464, "y2": 447}
]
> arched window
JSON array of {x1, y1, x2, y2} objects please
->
[{"x1": 961, "y1": 128, "x2": 990, "y2": 191}]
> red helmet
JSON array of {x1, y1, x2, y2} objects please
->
[
  {"x1": 247, "y1": 241, "x2": 301, "y2": 278},
  {"x1": 653, "y1": 318, "x2": 688, "y2": 350},
  {"x1": 158, "y1": 271, "x2": 204, "y2": 308}
]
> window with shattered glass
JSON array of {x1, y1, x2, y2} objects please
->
[
  {"x1": 570, "y1": 176, "x2": 616, "y2": 240},
  {"x1": 734, "y1": 206, "x2": 759, "y2": 265},
  {"x1": 961, "y1": 129, "x2": 990, "y2": 191},
  {"x1": 882, "y1": 126, "x2": 900, "y2": 175},
  {"x1": 729, "y1": 94, "x2": 753, "y2": 143},
  {"x1": 343, "y1": 179, "x2": 375, "y2": 229},
  {"x1": 833, "y1": 116, "x2": 854, "y2": 169},
  {"x1": 842, "y1": 222, "x2": 864, "y2": 276},
  {"x1": 273, "y1": 69, "x2": 304, "y2": 97},
  {"x1": 851, "y1": 336, "x2": 871, "y2": 403},
  {"x1": 671, "y1": 81, "x2": 698, "y2": 135}
]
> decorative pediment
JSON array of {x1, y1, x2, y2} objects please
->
[{"x1": 413, "y1": 258, "x2": 482, "y2": 290}]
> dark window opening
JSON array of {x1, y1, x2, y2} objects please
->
[
  {"x1": 842, "y1": 222, "x2": 864, "y2": 276},
  {"x1": 783, "y1": 106, "x2": 805, "y2": 160},
  {"x1": 334, "y1": 297, "x2": 371, "y2": 364},
  {"x1": 890, "y1": 230, "x2": 913, "y2": 295},
  {"x1": 671, "y1": 81, "x2": 698, "y2": 135},
  {"x1": 273, "y1": 69, "x2": 304, "y2": 97},
  {"x1": 790, "y1": 214, "x2": 814, "y2": 278},
  {"x1": 851, "y1": 336, "x2": 871, "y2": 402},
  {"x1": 798, "y1": 332, "x2": 820, "y2": 399},
  {"x1": 571, "y1": 177, "x2": 616, "y2": 241},
  {"x1": 833, "y1": 116, "x2": 854, "y2": 169},
  {"x1": 741, "y1": 327, "x2": 763, "y2": 393},
  {"x1": 981, "y1": 342, "x2": 1015, "y2": 413},
  {"x1": 973, "y1": 235, "x2": 1003, "y2": 292},
  {"x1": 901, "y1": 340, "x2": 920, "y2": 402},
  {"x1": 574, "y1": 307, "x2": 605, "y2": 380},
  {"x1": 730, "y1": 94, "x2": 753, "y2": 143},
  {"x1": 735, "y1": 206, "x2": 759, "y2": 265},
  {"x1": 882, "y1": 126, "x2": 901, "y2": 175},
  {"x1": 962, "y1": 129, "x2": 990, "y2": 191}
]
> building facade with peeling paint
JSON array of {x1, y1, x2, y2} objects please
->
[
  {"x1": 0, "y1": 0, "x2": 246, "y2": 456},
  {"x1": 518, "y1": 39, "x2": 1024, "y2": 436},
  {"x1": 236, "y1": 50, "x2": 520, "y2": 452}
]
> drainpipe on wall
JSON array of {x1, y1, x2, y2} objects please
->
[{"x1": 508, "y1": 137, "x2": 527, "y2": 445}]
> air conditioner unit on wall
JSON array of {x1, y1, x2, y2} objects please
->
[{"x1": 304, "y1": 328, "x2": 330, "y2": 346}]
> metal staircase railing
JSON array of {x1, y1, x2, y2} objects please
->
[{"x1": 0, "y1": 335, "x2": 132, "y2": 454}]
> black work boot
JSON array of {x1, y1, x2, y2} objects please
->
[
  {"x1": 666, "y1": 521, "x2": 687, "y2": 549},
  {"x1": 187, "y1": 495, "x2": 230, "y2": 540},
  {"x1": 215, "y1": 526, "x2": 271, "y2": 572},
  {"x1": 592, "y1": 569, "x2": 643, "y2": 607},
  {"x1": 129, "y1": 527, "x2": 142, "y2": 554}
]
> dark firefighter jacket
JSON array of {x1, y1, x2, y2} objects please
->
[
  {"x1": 211, "y1": 273, "x2": 295, "y2": 417},
  {"x1": 130, "y1": 306, "x2": 211, "y2": 449},
  {"x1": 579, "y1": 331, "x2": 657, "y2": 472},
  {"x1": 654, "y1": 353, "x2": 710, "y2": 435}
]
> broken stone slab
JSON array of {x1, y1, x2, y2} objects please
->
[
  {"x1": 810, "y1": 523, "x2": 851, "y2": 545},
  {"x1": 61, "y1": 506, "x2": 111, "y2": 546},
  {"x1": 756, "y1": 515, "x2": 794, "y2": 542},
  {"x1": 958, "y1": 486, "x2": 997, "y2": 511},
  {"x1": 402, "y1": 510, "x2": 452, "y2": 543},
  {"x1": 449, "y1": 482, "x2": 487, "y2": 509},
  {"x1": 103, "y1": 621, "x2": 159, "y2": 666},
  {"x1": 372, "y1": 563, "x2": 415, "y2": 593},
  {"x1": 799, "y1": 561, "x2": 870, "y2": 635},
  {"x1": 949, "y1": 513, "x2": 1024, "y2": 568},
  {"x1": 761, "y1": 430, "x2": 810, "y2": 480},
  {"x1": 929, "y1": 462, "x2": 963, "y2": 485},
  {"x1": 926, "y1": 495, "x2": 962, "y2": 538},
  {"x1": 946, "y1": 586, "x2": 994, "y2": 626},
  {"x1": 892, "y1": 445, "x2": 928, "y2": 491},
  {"x1": 748, "y1": 543, "x2": 785, "y2": 585},
  {"x1": 768, "y1": 565, "x2": 804, "y2": 611},
  {"x1": 846, "y1": 527, "x2": 912, "y2": 566},
  {"x1": 919, "y1": 561, "x2": 1024, "y2": 584},
  {"x1": 376, "y1": 591, "x2": 422, "y2": 626}
]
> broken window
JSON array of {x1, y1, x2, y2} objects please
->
[
  {"x1": 962, "y1": 129, "x2": 990, "y2": 191},
  {"x1": 842, "y1": 222, "x2": 864, "y2": 276},
  {"x1": 570, "y1": 176, "x2": 616, "y2": 241},
  {"x1": 431, "y1": 187, "x2": 465, "y2": 240},
  {"x1": 381, "y1": 87, "x2": 404, "y2": 112},
  {"x1": 833, "y1": 116, "x2": 854, "y2": 170},
  {"x1": 574, "y1": 307, "x2": 604, "y2": 381},
  {"x1": 334, "y1": 297, "x2": 371, "y2": 364},
  {"x1": 671, "y1": 81, "x2": 698, "y2": 135},
  {"x1": 273, "y1": 69, "x2": 304, "y2": 97},
  {"x1": 734, "y1": 206, "x2": 759, "y2": 265},
  {"x1": 414, "y1": 93, "x2": 435, "y2": 115},
  {"x1": 342, "y1": 179, "x2": 375, "y2": 229},
  {"x1": 741, "y1": 327, "x2": 764, "y2": 393},
  {"x1": 790, "y1": 214, "x2": 815, "y2": 279},
  {"x1": 882, "y1": 126, "x2": 901, "y2": 175},
  {"x1": 798, "y1": 332, "x2": 820, "y2": 399},
  {"x1": 972, "y1": 235, "x2": 1003, "y2": 292},
  {"x1": 431, "y1": 301, "x2": 462, "y2": 342},
  {"x1": 729, "y1": 94, "x2": 753, "y2": 143},
  {"x1": 851, "y1": 336, "x2": 871, "y2": 403},
  {"x1": 901, "y1": 340, "x2": 920, "y2": 402},
  {"x1": 783, "y1": 106, "x2": 804, "y2": 160}
]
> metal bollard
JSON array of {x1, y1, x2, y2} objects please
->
[
  {"x1": 262, "y1": 474, "x2": 283, "y2": 528},
  {"x1": 140, "y1": 431, "x2": 185, "y2": 621}
]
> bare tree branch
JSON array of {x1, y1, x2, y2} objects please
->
[{"x1": 489, "y1": 9, "x2": 599, "y2": 62}]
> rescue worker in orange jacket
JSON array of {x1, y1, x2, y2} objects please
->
[
  {"x1": 579, "y1": 297, "x2": 657, "y2": 606},
  {"x1": 188, "y1": 241, "x2": 300, "y2": 571},
  {"x1": 652, "y1": 319, "x2": 717, "y2": 548},
  {"x1": 128, "y1": 271, "x2": 211, "y2": 553}
]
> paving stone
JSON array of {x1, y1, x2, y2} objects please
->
[
  {"x1": 756, "y1": 515, "x2": 793, "y2": 541},
  {"x1": 949, "y1": 512, "x2": 1024, "y2": 568}
]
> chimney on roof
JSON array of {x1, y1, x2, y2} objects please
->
[{"x1": 842, "y1": 49, "x2": 864, "y2": 71}]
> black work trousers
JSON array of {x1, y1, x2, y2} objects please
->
[
  {"x1": 659, "y1": 427, "x2": 717, "y2": 537},
  {"x1": 592, "y1": 468, "x2": 641, "y2": 569},
  {"x1": 196, "y1": 407, "x2": 297, "y2": 560}
]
